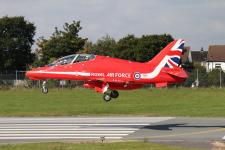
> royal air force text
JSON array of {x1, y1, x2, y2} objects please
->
[{"x1": 90, "y1": 73, "x2": 131, "y2": 78}]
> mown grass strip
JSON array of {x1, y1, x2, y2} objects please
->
[
  {"x1": 0, "y1": 142, "x2": 197, "y2": 150},
  {"x1": 0, "y1": 88, "x2": 224, "y2": 117}
]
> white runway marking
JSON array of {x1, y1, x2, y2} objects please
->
[
  {"x1": 0, "y1": 131, "x2": 135, "y2": 133},
  {"x1": 0, "y1": 128, "x2": 139, "y2": 131},
  {"x1": 0, "y1": 127, "x2": 137, "y2": 140},
  {"x1": 0, "y1": 137, "x2": 123, "y2": 140},
  {"x1": 0, "y1": 134, "x2": 129, "y2": 136},
  {"x1": 0, "y1": 117, "x2": 173, "y2": 141},
  {"x1": 0, "y1": 123, "x2": 150, "y2": 126}
]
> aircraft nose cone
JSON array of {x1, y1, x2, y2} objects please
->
[
  {"x1": 26, "y1": 70, "x2": 42, "y2": 80},
  {"x1": 26, "y1": 70, "x2": 34, "y2": 79},
  {"x1": 26, "y1": 68, "x2": 44, "y2": 80},
  {"x1": 25, "y1": 70, "x2": 31, "y2": 77},
  {"x1": 26, "y1": 66, "x2": 50, "y2": 80}
]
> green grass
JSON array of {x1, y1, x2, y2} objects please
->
[
  {"x1": 0, "y1": 142, "x2": 197, "y2": 150},
  {"x1": 0, "y1": 88, "x2": 225, "y2": 117}
]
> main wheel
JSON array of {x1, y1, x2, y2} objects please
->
[
  {"x1": 103, "y1": 93, "x2": 111, "y2": 102},
  {"x1": 42, "y1": 87, "x2": 48, "y2": 94},
  {"x1": 110, "y1": 90, "x2": 119, "y2": 98}
]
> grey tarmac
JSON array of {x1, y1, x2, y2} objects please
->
[{"x1": 0, "y1": 117, "x2": 225, "y2": 149}]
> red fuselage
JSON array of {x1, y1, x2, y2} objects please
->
[
  {"x1": 26, "y1": 55, "x2": 187, "y2": 90},
  {"x1": 26, "y1": 39, "x2": 188, "y2": 94}
]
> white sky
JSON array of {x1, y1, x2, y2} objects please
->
[{"x1": 1, "y1": 0, "x2": 225, "y2": 51}]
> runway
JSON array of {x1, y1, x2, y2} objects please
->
[
  {"x1": 0, "y1": 117, "x2": 171, "y2": 143},
  {"x1": 0, "y1": 117, "x2": 225, "y2": 149}
]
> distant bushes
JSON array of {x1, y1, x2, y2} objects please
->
[{"x1": 183, "y1": 63, "x2": 225, "y2": 87}]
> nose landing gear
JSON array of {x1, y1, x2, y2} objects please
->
[{"x1": 42, "y1": 81, "x2": 48, "y2": 94}]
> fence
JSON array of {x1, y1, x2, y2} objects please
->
[
  {"x1": 0, "y1": 70, "x2": 26, "y2": 87},
  {"x1": 0, "y1": 69, "x2": 225, "y2": 89},
  {"x1": 182, "y1": 68, "x2": 225, "y2": 88},
  {"x1": 0, "y1": 70, "x2": 85, "y2": 89}
]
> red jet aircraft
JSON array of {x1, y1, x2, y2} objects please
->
[{"x1": 26, "y1": 39, "x2": 188, "y2": 101}]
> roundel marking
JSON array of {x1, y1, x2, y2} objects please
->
[{"x1": 134, "y1": 72, "x2": 141, "y2": 80}]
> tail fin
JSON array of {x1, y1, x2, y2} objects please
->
[{"x1": 148, "y1": 39, "x2": 185, "y2": 69}]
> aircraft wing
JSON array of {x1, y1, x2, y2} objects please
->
[{"x1": 95, "y1": 78, "x2": 133, "y2": 83}]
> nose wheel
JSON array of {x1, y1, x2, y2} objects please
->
[
  {"x1": 103, "y1": 90, "x2": 119, "y2": 102},
  {"x1": 42, "y1": 81, "x2": 48, "y2": 94}
]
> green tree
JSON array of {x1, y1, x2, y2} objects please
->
[
  {"x1": 0, "y1": 16, "x2": 36, "y2": 70},
  {"x1": 137, "y1": 34, "x2": 174, "y2": 62},
  {"x1": 114, "y1": 34, "x2": 139, "y2": 61},
  {"x1": 113, "y1": 34, "x2": 174, "y2": 62},
  {"x1": 206, "y1": 69, "x2": 221, "y2": 87},
  {"x1": 183, "y1": 63, "x2": 207, "y2": 87},
  {"x1": 35, "y1": 21, "x2": 87, "y2": 65},
  {"x1": 87, "y1": 34, "x2": 116, "y2": 56}
]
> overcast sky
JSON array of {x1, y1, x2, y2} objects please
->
[{"x1": 1, "y1": 0, "x2": 225, "y2": 51}]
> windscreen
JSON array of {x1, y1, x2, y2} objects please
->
[
  {"x1": 73, "y1": 54, "x2": 95, "y2": 63},
  {"x1": 48, "y1": 54, "x2": 95, "y2": 66},
  {"x1": 48, "y1": 54, "x2": 77, "y2": 66}
]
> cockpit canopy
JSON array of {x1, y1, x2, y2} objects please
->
[{"x1": 48, "y1": 54, "x2": 95, "y2": 66}]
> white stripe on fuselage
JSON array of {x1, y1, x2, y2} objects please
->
[
  {"x1": 30, "y1": 71, "x2": 90, "y2": 77},
  {"x1": 140, "y1": 55, "x2": 170, "y2": 79}
]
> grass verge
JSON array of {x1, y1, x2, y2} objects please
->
[
  {"x1": 0, "y1": 142, "x2": 197, "y2": 150},
  {"x1": 0, "y1": 88, "x2": 225, "y2": 117}
]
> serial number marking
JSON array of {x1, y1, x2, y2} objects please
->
[{"x1": 90, "y1": 73, "x2": 105, "y2": 77}]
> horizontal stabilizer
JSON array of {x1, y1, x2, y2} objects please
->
[{"x1": 165, "y1": 69, "x2": 188, "y2": 78}]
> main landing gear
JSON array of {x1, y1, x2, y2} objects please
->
[
  {"x1": 42, "y1": 81, "x2": 48, "y2": 94},
  {"x1": 41, "y1": 80, "x2": 118, "y2": 102},
  {"x1": 103, "y1": 90, "x2": 119, "y2": 102}
]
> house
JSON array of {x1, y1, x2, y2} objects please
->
[
  {"x1": 190, "y1": 48, "x2": 207, "y2": 66},
  {"x1": 181, "y1": 46, "x2": 207, "y2": 65},
  {"x1": 205, "y1": 45, "x2": 225, "y2": 72}
]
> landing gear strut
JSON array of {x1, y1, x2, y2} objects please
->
[
  {"x1": 103, "y1": 90, "x2": 119, "y2": 102},
  {"x1": 42, "y1": 81, "x2": 48, "y2": 94}
]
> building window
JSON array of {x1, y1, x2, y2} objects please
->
[{"x1": 215, "y1": 63, "x2": 221, "y2": 69}]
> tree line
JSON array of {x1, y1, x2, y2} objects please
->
[
  {"x1": 1, "y1": 16, "x2": 225, "y2": 87},
  {"x1": 0, "y1": 16, "x2": 35, "y2": 70},
  {"x1": 0, "y1": 16, "x2": 174, "y2": 70}
]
